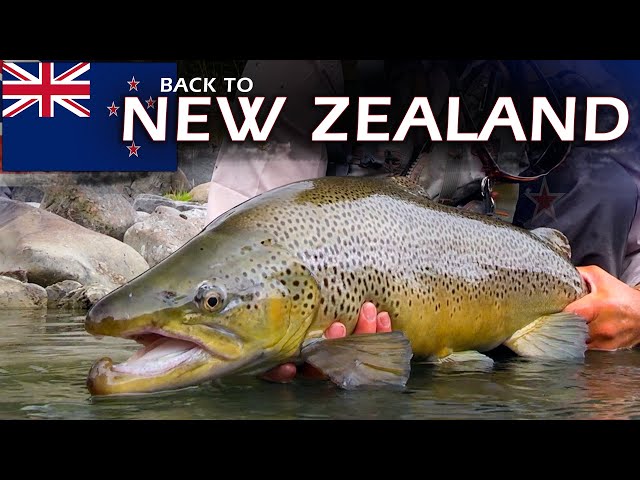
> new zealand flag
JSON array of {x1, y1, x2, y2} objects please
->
[{"x1": 1, "y1": 61, "x2": 177, "y2": 172}]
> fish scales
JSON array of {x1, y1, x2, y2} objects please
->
[{"x1": 211, "y1": 176, "x2": 585, "y2": 357}]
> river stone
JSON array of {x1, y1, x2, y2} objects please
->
[
  {"x1": 40, "y1": 185, "x2": 136, "y2": 241},
  {"x1": 132, "y1": 194, "x2": 177, "y2": 213},
  {"x1": 152, "y1": 205, "x2": 207, "y2": 230},
  {"x1": 123, "y1": 211, "x2": 202, "y2": 267},
  {"x1": 133, "y1": 194, "x2": 206, "y2": 214},
  {"x1": 135, "y1": 211, "x2": 150, "y2": 223},
  {"x1": 0, "y1": 198, "x2": 149, "y2": 290},
  {"x1": 56, "y1": 284, "x2": 112, "y2": 310},
  {"x1": 0, "y1": 276, "x2": 47, "y2": 309},
  {"x1": 154, "y1": 205, "x2": 182, "y2": 217},
  {"x1": 0, "y1": 269, "x2": 28, "y2": 282},
  {"x1": 177, "y1": 208, "x2": 207, "y2": 230},
  {"x1": 188, "y1": 182, "x2": 210, "y2": 203},
  {"x1": 46, "y1": 280, "x2": 83, "y2": 306}
]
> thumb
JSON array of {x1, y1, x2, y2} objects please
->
[{"x1": 576, "y1": 265, "x2": 617, "y2": 295}]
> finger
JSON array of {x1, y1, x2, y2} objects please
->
[
  {"x1": 324, "y1": 322, "x2": 347, "y2": 339},
  {"x1": 260, "y1": 363, "x2": 297, "y2": 383},
  {"x1": 376, "y1": 311, "x2": 392, "y2": 333},
  {"x1": 563, "y1": 295, "x2": 597, "y2": 323},
  {"x1": 354, "y1": 302, "x2": 378, "y2": 334}
]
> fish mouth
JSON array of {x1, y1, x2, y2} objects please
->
[{"x1": 87, "y1": 328, "x2": 231, "y2": 396}]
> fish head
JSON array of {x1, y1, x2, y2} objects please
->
[{"x1": 85, "y1": 229, "x2": 320, "y2": 396}]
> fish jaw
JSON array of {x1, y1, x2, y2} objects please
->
[{"x1": 85, "y1": 322, "x2": 262, "y2": 396}]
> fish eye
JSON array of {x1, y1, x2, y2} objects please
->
[
  {"x1": 195, "y1": 283, "x2": 226, "y2": 312},
  {"x1": 204, "y1": 291, "x2": 223, "y2": 311}
]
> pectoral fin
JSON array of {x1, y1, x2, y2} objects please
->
[
  {"x1": 504, "y1": 312, "x2": 587, "y2": 360},
  {"x1": 301, "y1": 332, "x2": 413, "y2": 390}
]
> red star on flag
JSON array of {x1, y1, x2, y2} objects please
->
[
  {"x1": 524, "y1": 177, "x2": 565, "y2": 220},
  {"x1": 128, "y1": 76, "x2": 140, "y2": 91},
  {"x1": 107, "y1": 101, "x2": 120, "y2": 117},
  {"x1": 146, "y1": 96, "x2": 156, "y2": 109},
  {"x1": 127, "y1": 140, "x2": 141, "y2": 157}
]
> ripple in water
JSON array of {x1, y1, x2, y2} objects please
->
[{"x1": 1, "y1": 310, "x2": 639, "y2": 419}]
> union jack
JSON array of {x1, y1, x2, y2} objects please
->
[{"x1": 2, "y1": 62, "x2": 91, "y2": 118}]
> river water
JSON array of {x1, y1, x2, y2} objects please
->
[{"x1": 1, "y1": 310, "x2": 639, "y2": 420}]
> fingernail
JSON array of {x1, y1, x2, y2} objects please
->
[
  {"x1": 363, "y1": 303, "x2": 376, "y2": 321},
  {"x1": 379, "y1": 314, "x2": 390, "y2": 328}
]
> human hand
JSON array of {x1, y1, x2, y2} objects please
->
[
  {"x1": 261, "y1": 302, "x2": 392, "y2": 383},
  {"x1": 564, "y1": 265, "x2": 640, "y2": 350}
]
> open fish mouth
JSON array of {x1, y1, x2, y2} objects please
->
[
  {"x1": 112, "y1": 332, "x2": 214, "y2": 376},
  {"x1": 87, "y1": 329, "x2": 225, "y2": 396}
]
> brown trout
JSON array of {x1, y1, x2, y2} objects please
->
[{"x1": 85, "y1": 176, "x2": 588, "y2": 395}]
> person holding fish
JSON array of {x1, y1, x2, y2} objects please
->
[{"x1": 205, "y1": 60, "x2": 640, "y2": 384}]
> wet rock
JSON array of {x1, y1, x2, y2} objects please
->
[
  {"x1": 0, "y1": 276, "x2": 47, "y2": 309},
  {"x1": 123, "y1": 211, "x2": 202, "y2": 267},
  {"x1": 40, "y1": 185, "x2": 136, "y2": 241},
  {"x1": 46, "y1": 280, "x2": 83, "y2": 307},
  {"x1": 188, "y1": 182, "x2": 210, "y2": 203},
  {"x1": 56, "y1": 284, "x2": 111, "y2": 310},
  {"x1": 0, "y1": 198, "x2": 149, "y2": 291}
]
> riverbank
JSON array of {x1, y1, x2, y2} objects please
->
[{"x1": 0, "y1": 145, "x2": 216, "y2": 311}]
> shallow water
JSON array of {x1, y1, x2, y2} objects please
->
[{"x1": 1, "y1": 310, "x2": 639, "y2": 420}]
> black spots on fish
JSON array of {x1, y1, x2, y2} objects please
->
[
  {"x1": 293, "y1": 294, "x2": 300, "y2": 301},
  {"x1": 307, "y1": 292, "x2": 313, "y2": 300}
]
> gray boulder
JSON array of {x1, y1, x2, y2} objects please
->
[
  {"x1": 0, "y1": 276, "x2": 47, "y2": 309},
  {"x1": 0, "y1": 199, "x2": 149, "y2": 291},
  {"x1": 40, "y1": 184, "x2": 136, "y2": 241},
  {"x1": 124, "y1": 211, "x2": 202, "y2": 267}
]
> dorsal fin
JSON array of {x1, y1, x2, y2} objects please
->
[{"x1": 531, "y1": 227, "x2": 572, "y2": 259}]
